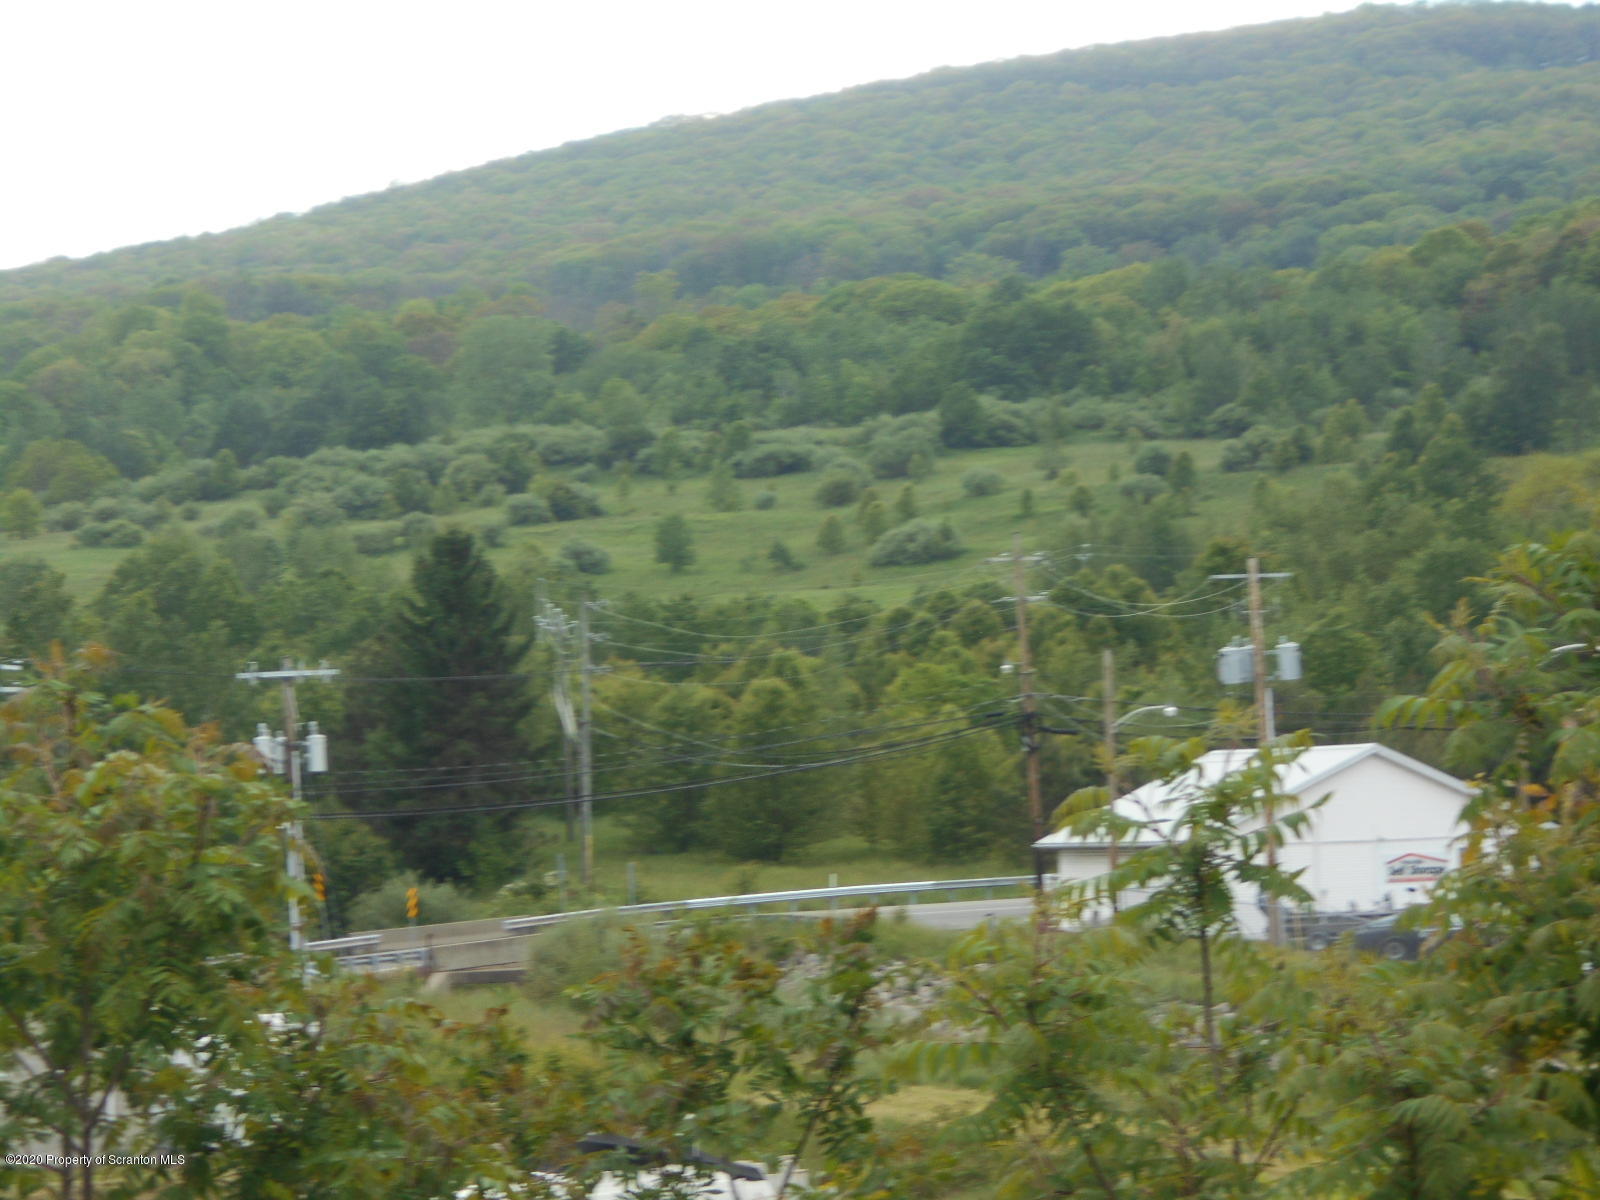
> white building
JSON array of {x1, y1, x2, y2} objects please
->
[{"x1": 1034, "y1": 742, "x2": 1471, "y2": 936}]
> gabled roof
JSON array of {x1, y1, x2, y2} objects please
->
[{"x1": 1035, "y1": 742, "x2": 1469, "y2": 850}]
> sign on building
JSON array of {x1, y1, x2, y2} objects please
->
[{"x1": 1385, "y1": 852, "x2": 1448, "y2": 884}]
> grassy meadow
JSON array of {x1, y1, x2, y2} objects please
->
[{"x1": 16, "y1": 434, "x2": 1322, "y2": 609}]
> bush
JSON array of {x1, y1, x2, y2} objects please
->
[
  {"x1": 481, "y1": 520, "x2": 508, "y2": 549},
  {"x1": 961, "y1": 468, "x2": 1005, "y2": 497},
  {"x1": 1221, "y1": 427, "x2": 1277, "y2": 473},
  {"x1": 75, "y1": 519, "x2": 145, "y2": 548},
  {"x1": 768, "y1": 540, "x2": 802, "y2": 572},
  {"x1": 505, "y1": 493, "x2": 552, "y2": 526},
  {"x1": 353, "y1": 524, "x2": 406, "y2": 556},
  {"x1": 541, "y1": 479, "x2": 604, "y2": 521},
  {"x1": 400, "y1": 512, "x2": 437, "y2": 548},
  {"x1": 1220, "y1": 440, "x2": 1256, "y2": 472},
  {"x1": 332, "y1": 475, "x2": 395, "y2": 519},
  {"x1": 284, "y1": 494, "x2": 345, "y2": 528},
  {"x1": 345, "y1": 875, "x2": 480, "y2": 933},
  {"x1": 45, "y1": 502, "x2": 87, "y2": 532},
  {"x1": 560, "y1": 538, "x2": 612, "y2": 574},
  {"x1": 814, "y1": 469, "x2": 865, "y2": 508},
  {"x1": 979, "y1": 398, "x2": 1036, "y2": 446},
  {"x1": 523, "y1": 913, "x2": 635, "y2": 1003},
  {"x1": 864, "y1": 419, "x2": 939, "y2": 480},
  {"x1": 1120, "y1": 473, "x2": 1167, "y2": 504},
  {"x1": 732, "y1": 440, "x2": 823, "y2": 478},
  {"x1": 868, "y1": 518, "x2": 964, "y2": 567},
  {"x1": 385, "y1": 465, "x2": 433, "y2": 514},
  {"x1": 529, "y1": 423, "x2": 607, "y2": 467},
  {"x1": 442, "y1": 453, "x2": 499, "y2": 504},
  {"x1": 1205, "y1": 403, "x2": 1256, "y2": 439},
  {"x1": 215, "y1": 507, "x2": 261, "y2": 537},
  {"x1": 1063, "y1": 398, "x2": 1113, "y2": 430},
  {"x1": 752, "y1": 490, "x2": 778, "y2": 510},
  {"x1": 1134, "y1": 444, "x2": 1173, "y2": 478}
]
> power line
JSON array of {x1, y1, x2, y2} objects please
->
[{"x1": 307, "y1": 720, "x2": 1002, "y2": 820}]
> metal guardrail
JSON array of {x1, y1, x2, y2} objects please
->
[
  {"x1": 305, "y1": 933, "x2": 381, "y2": 956},
  {"x1": 307, "y1": 878, "x2": 1032, "y2": 973},
  {"x1": 335, "y1": 947, "x2": 433, "y2": 972},
  {"x1": 502, "y1": 875, "x2": 1031, "y2": 935}
]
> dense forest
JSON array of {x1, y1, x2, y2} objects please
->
[
  {"x1": 3, "y1": 4, "x2": 1598, "y2": 321},
  {"x1": 1, "y1": 2, "x2": 1599, "y2": 915}
]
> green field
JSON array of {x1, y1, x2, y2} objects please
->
[{"x1": 16, "y1": 435, "x2": 1319, "y2": 609}]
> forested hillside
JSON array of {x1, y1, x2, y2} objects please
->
[{"x1": 3, "y1": 4, "x2": 1598, "y2": 321}]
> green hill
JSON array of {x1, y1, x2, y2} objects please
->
[{"x1": 4, "y1": 3, "x2": 1598, "y2": 321}]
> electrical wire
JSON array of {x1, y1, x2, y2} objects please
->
[
  {"x1": 311, "y1": 705, "x2": 1007, "y2": 794},
  {"x1": 306, "y1": 720, "x2": 1003, "y2": 820}
]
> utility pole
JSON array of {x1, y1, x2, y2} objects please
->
[
  {"x1": 1246, "y1": 557, "x2": 1284, "y2": 948},
  {"x1": 1246, "y1": 558, "x2": 1275, "y2": 747},
  {"x1": 1102, "y1": 648, "x2": 1120, "y2": 914},
  {"x1": 1210, "y1": 559, "x2": 1295, "y2": 947},
  {"x1": 989, "y1": 536, "x2": 1046, "y2": 887},
  {"x1": 536, "y1": 593, "x2": 580, "y2": 842},
  {"x1": 578, "y1": 601, "x2": 596, "y2": 890},
  {"x1": 238, "y1": 659, "x2": 339, "y2": 952}
]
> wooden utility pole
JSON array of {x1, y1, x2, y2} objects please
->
[
  {"x1": 578, "y1": 601, "x2": 595, "y2": 889},
  {"x1": 236, "y1": 659, "x2": 339, "y2": 952},
  {"x1": 989, "y1": 536, "x2": 1046, "y2": 888},
  {"x1": 1011, "y1": 536, "x2": 1044, "y2": 845},
  {"x1": 1246, "y1": 557, "x2": 1283, "y2": 947},
  {"x1": 1102, "y1": 648, "x2": 1120, "y2": 913}
]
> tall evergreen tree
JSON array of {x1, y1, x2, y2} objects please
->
[{"x1": 343, "y1": 530, "x2": 533, "y2": 883}]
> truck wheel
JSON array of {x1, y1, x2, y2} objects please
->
[
  {"x1": 1306, "y1": 932, "x2": 1331, "y2": 952},
  {"x1": 1382, "y1": 937, "x2": 1410, "y2": 961}
]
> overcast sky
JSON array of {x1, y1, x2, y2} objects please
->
[{"x1": 3, "y1": 0, "x2": 1415, "y2": 271}]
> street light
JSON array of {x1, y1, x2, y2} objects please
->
[
  {"x1": 1103, "y1": 699, "x2": 1182, "y2": 913},
  {"x1": 1116, "y1": 703, "x2": 1181, "y2": 728}
]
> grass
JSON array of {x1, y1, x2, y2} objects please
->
[
  {"x1": 533, "y1": 814, "x2": 1028, "y2": 911},
  {"x1": 11, "y1": 434, "x2": 1341, "y2": 609}
]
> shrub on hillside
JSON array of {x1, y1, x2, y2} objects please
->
[
  {"x1": 214, "y1": 508, "x2": 261, "y2": 537},
  {"x1": 332, "y1": 474, "x2": 395, "y2": 519},
  {"x1": 75, "y1": 519, "x2": 146, "y2": 548},
  {"x1": 1134, "y1": 444, "x2": 1173, "y2": 477},
  {"x1": 400, "y1": 512, "x2": 437, "y2": 548},
  {"x1": 732, "y1": 440, "x2": 824, "y2": 478},
  {"x1": 528, "y1": 423, "x2": 607, "y2": 467},
  {"x1": 283, "y1": 494, "x2": 345, "y2": 528},
  {"x1": 868, "y1": 518, "x2": 963, "y2": 567},
  {"x1": 961, "y1": 468, "x2": 1005, "y2": 497},
  {"x1": 1221, "y1": 426, "x2": 1278, "y2": 472},
  {"x1": 1206, "y1": 403, "x2": 1256, "y2": 439},
  {"x1": 541, "y1": 479, "x2": 604, "y2": 521},
  {"x1": 353, "y1": 524, "x2": 406, "y2": 556},
  {"x1": 1120, "y1": 473, "x2": 1167, "y2": 504},
  {"x1": 1062, "y1": 398, "x2": 1113, "y2": 430},
  {"x1": 979, "y1": 398, "x2": 1035, "y2": 446},
  {"x1": 560, "y1": 539, "x2": 612, "y2": 575},
  {"x1": 45, "y1": 502, "x2": 88, "y2": 532},
  {"x1": 752, "y1": 490, "x2": 778, "y2": 510},
  {"x1": 864, "y1": 417, "x2": 939, "y2": 479},
  {"x1": 814, "y1": 467, "x2": 867, "y2": 508},
  {"x1": 505, "y1": 493, "x2": 553, "y2": 526}
]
